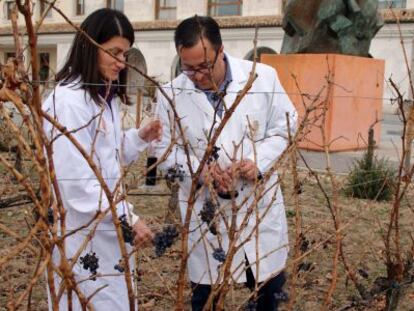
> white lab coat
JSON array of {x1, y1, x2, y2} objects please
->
[
  {"x1": 156, "y1": 54, "x2": 297, "y2": 284},
  {"x1": 43, "y1": 82, "x2": 146, "y2": 310}
]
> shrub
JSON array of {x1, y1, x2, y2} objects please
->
[{"x1": 344, "y1": 153, "x2": 396, "y2": 201}]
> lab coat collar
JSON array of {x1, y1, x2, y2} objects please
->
[{"x1": 183, "y1": 53, "x2": 249, "y2": 121}]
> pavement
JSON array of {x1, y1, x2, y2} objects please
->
[{"x1": 298, "y1": 113, "x2": 410, "y2": 174}]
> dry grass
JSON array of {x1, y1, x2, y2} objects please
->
[{"x1": 0, "y1": 157, "x2": 413, "y2": 310}]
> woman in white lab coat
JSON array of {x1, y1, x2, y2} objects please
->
[{"x1": 43, "y1": 8, "x2": 160, "y2": 310}]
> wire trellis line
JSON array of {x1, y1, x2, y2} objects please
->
[
  {"x1": 22, "y1": 80, "x2": 406, "y2": 102},
  {"x1": 0, "y1": 172, "x2": 401, "y2": 189}
]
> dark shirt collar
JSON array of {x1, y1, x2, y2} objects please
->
[
  {"x1": 220, "y1": 53, "x2": 233, "y2": 91},
  {"x1": 204, "y1": 53, "x2": 233, "y2": 101},
  {"x1": 201, "y1": 54, "x2": 233, "y2": 118},
  {"x1": 98, "y1": 83, "x2": 118, "y2": 105}
]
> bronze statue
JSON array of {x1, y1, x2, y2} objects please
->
[{"x1": 281, "y1": 0, "x2": 384, "y2": 56}]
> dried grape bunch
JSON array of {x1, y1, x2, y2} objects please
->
[
  {"x1": 358, "y1": 268, "x2": 369, "y2": 279},
  {"x1": 245, "y1": 300, "x2": 257, "y2": 311},
  {"x1": 114, "y1": 259, "x2": 125, "y2": 273},
  {"x1": 119, "y1": 214, "x2": 134, "y2": 245},
  {"x1": 297, "y1": 261, "x2": 313, "y2": 273},
  {"x1": 299, "y1": 233, "x2": 309, "y2": 253},
  {"x1": 47, "y1": 207, "x2": 54, "y2": 225},
  {"x1": 153, "y1": 225, "x2": 179, "y2": 257},
  {"x1": 274, "y1": 291, "x2": 289, "y2": 302},
  {"x1": 212, "y1": 247, "x2": 226, "y2": 263},
  {"x1": 199, "y1": 198, "x2": 219, "y2": 235},
  {"x1": 79, "y1": 252, "x2": 99, "y2": 280},
  {"x1": 165, "y1": 164, "x2": 185, "y2": 183},
  {"x1": 208, "y1": 146, "x2": 221, "y2": 164}
]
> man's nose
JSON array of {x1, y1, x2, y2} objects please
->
[{"x1": 193, "y1": 71, "x2": 204, "y2": 81}]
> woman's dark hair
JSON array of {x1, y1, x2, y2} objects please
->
[
  {"x1": 174, "y1": 15, "x2": 222, "y2": 52},
  {"x1": 56, "y1": 8, "x2": 135, "y2": 105}
]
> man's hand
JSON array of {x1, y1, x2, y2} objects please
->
[
  {"x1": 138, "y1": 119, "x2": 162, "y2": 143},
  {"x1": 132, "y1": 219, "x2": 154, "y2": 248},
  {"x1": 202, "y1": 162, "x2": 236, "y2": 193},
  {"x1": 238, "y1": 159, "x2": 260, "y2": 182}
]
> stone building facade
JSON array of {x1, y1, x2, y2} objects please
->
[{"x1": 0, "y1": 0, "x2": 413, "y2": 112}]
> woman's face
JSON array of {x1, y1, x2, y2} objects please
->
[{"x1": 98, "y1": 36, "x2": 131, "y2": 81}]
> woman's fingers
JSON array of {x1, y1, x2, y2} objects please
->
[{"x1": 138, "y1": 119, "x2": 163, "y2": 142}]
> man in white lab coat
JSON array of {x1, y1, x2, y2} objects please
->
[{"x1": 156, "y1": 15, "x2": 297, "y2": 310}]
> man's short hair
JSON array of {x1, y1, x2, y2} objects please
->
[{"x1": 174, "y1": 15, "x2": 222, "y2": 52}]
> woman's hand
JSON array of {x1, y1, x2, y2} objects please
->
[{"x1": 138, "y1": 119, "x2": 162, "y2": 143}]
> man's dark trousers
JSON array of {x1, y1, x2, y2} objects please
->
[{"x1": 191, "y1": 267, "x2": 286, "y2": 311}]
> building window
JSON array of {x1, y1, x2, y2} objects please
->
[
  {"x1": 245, "y1": 47, "x2": 277, "y2": 62},
  {"x1": 208, "y1": 0, "x2": 242, "y2": 17},
  {"x1": 107, "y1": 0, "x2": 124, "y2": 11},
  {"x1": 39, "y1": 53, "x2": 50, "y2": 85},
  {"x1": 378, "y1": 0, "x2": 406, "y2": 8},
  {"x1": 76, "y1": 0, "x2": 85, "y2": 15},
  {"x1": 155, "y1": 0, "x2": 177, "y2": 20},
  {"x1": 5, "y1": 52, "x2": 16, "y2": 61},
  {"x1": 40, "y1": 0, "x2": 53, "y2": 18},
  {"x1": 4, "y1": 1, "x2": 15, "y2": 20}
]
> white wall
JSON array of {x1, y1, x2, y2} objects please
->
[
  {"x1": 371, "y1": 23, "x2": 414, "y2": 113},
  {"x1": 1, "y1": 0, "x2": 413, "y2": 114},
  {"x1": 243, "y1": 0, "x2": 283, "y2": 16},
  {"x1": 135, "y1": 26, "x2": 285, "y2": 83},
  {"x1": 407, "y1": 0, "x2": 414, "y2": 9},
  {"x1": 0, "y1": 0, "x2": 104, "y2": 27},
  {"x1": 56, "y1": 42, "x2": 73, "y2": 71},
  {"x1": 134, "y1": 23, "x2": 414, "y2": 114},
  {"x1": 135, "y1": 30, "x2": 176, "y2": 82},
  {"x1": 125, "y1": 0, "x2": 155, "y2": 21},
  {"x1": 177, "y1": 0, "x2": 207, "y2": 19},
  {"x1": 177, "y1": 0, "x2": 284, "y2": 19},
  {"x1": 220, "y1": 27, "x2": 284, "y2": 58}
]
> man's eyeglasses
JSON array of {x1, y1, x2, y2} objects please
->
[{"x1": 180, "y1": 51, "x2": 219, "y2": 77}]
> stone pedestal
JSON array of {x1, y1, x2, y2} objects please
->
[{"x1": 262, "y1": 53, "x2": 385, "y2": 151}]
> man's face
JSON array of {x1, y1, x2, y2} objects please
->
[{"x1": 178, "y1": 39, "x2": 225, "y2": 90}]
